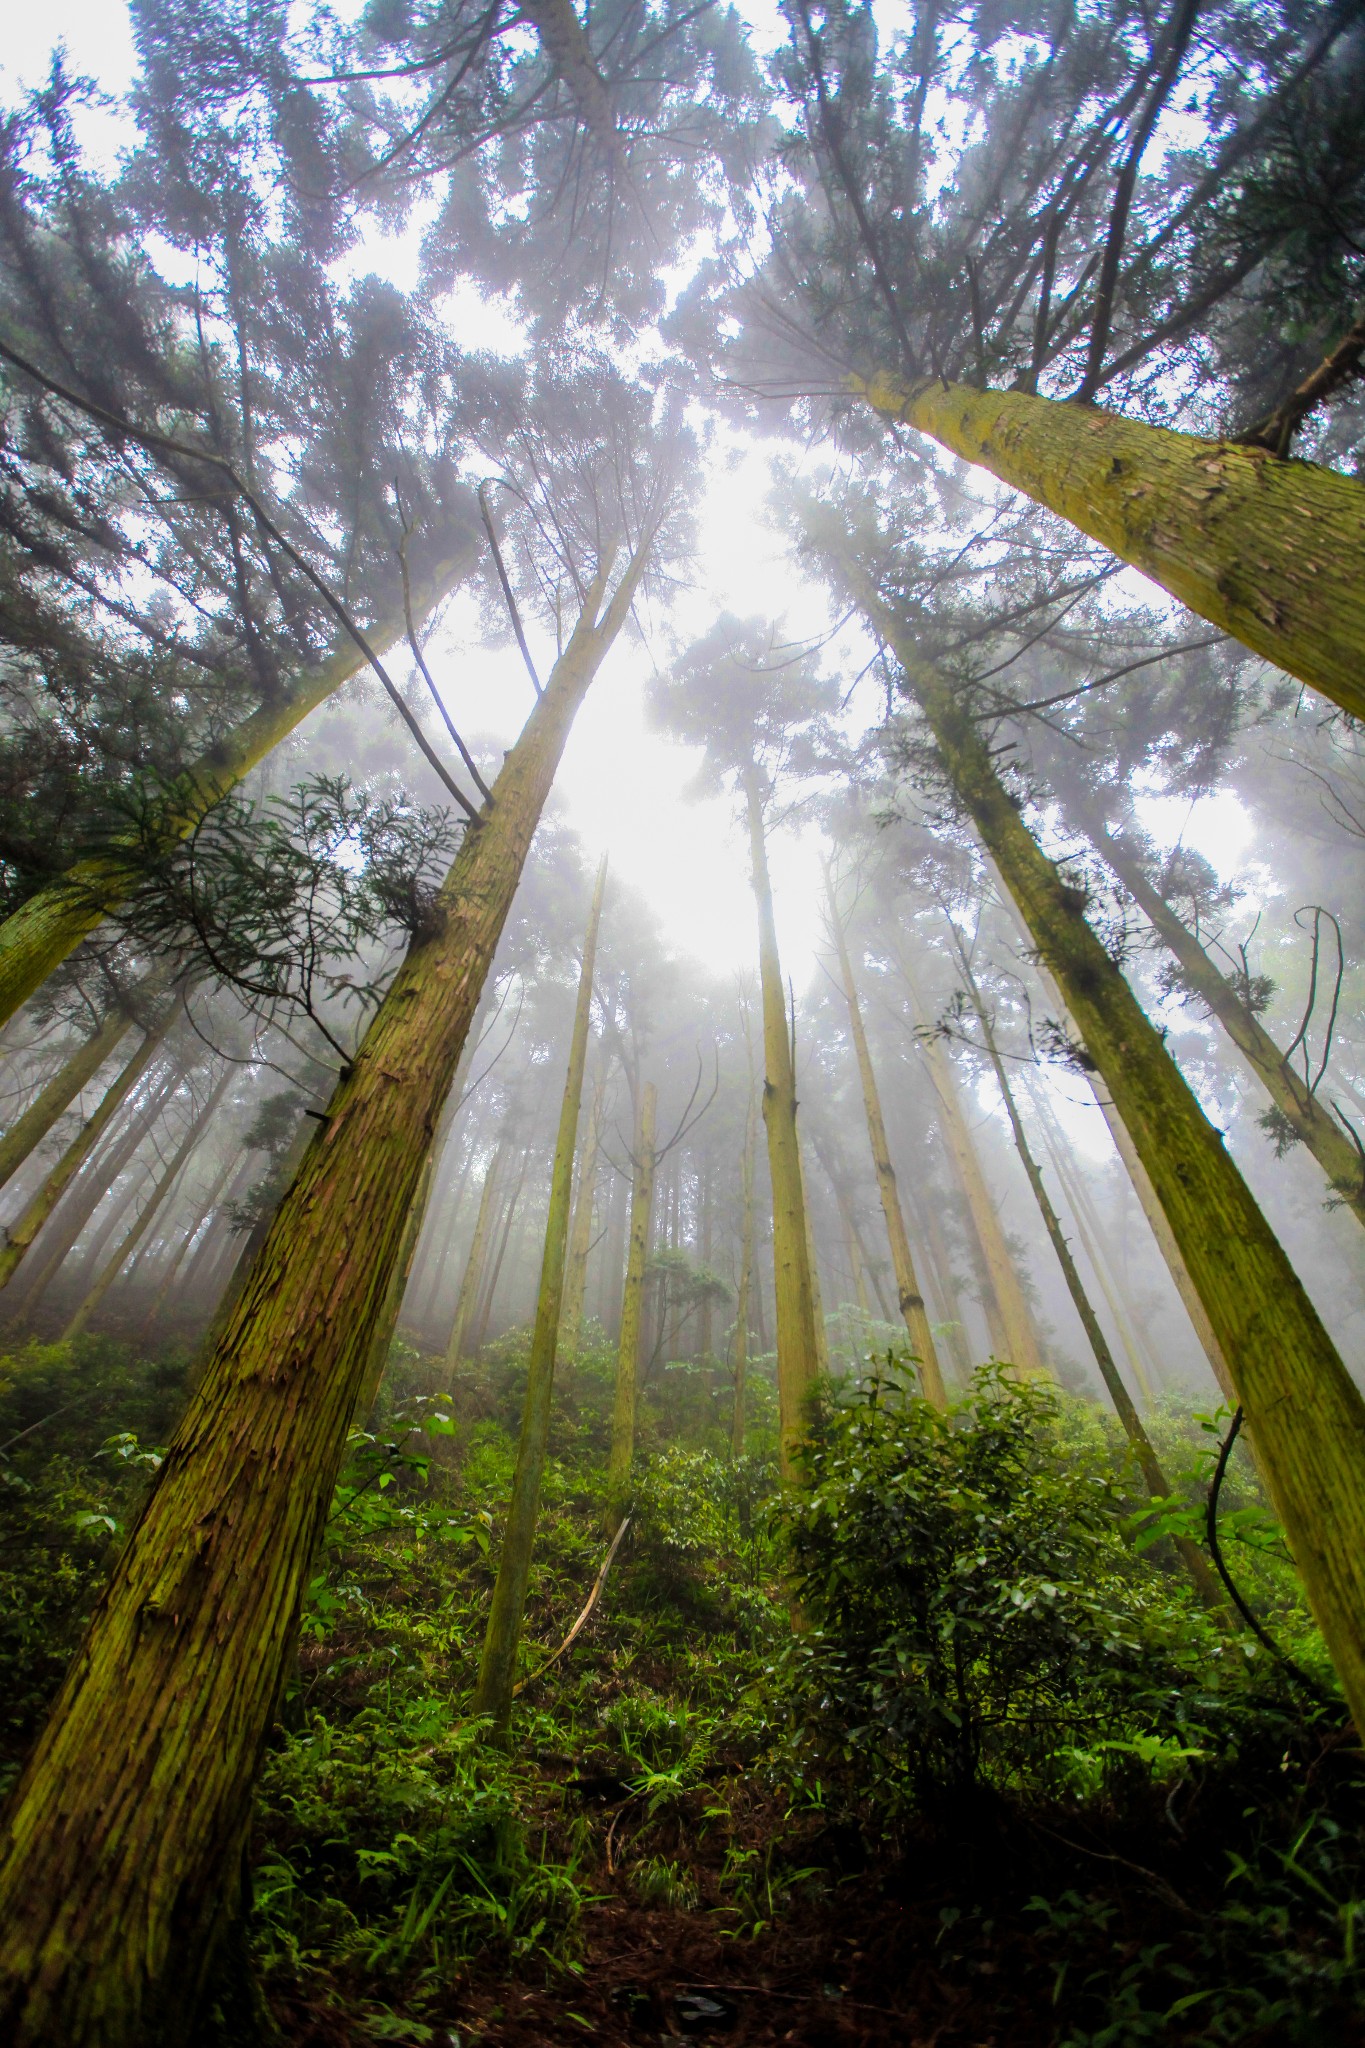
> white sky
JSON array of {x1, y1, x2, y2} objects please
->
[{"x1": 1, "y1": 0, "x2": 1257, "y2": 997}]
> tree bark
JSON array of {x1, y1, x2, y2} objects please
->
[
  {"x1": 731, "y1": 1054, "x2": 757, "y2": 1456},
  {"x1": 475, "y1": 855, "x2": 606, "y2": 1727},
  {"x1": 826, "y1": 874, "x2": 946, "y2": 1404},
  {"x1": 744, "y1": 767, "x2": 820, "y2": 1476},
  {"x1": 608, "y1": 1081, "x2": 656, "y2": 1520},
  {"x1": 0, "y1": 1009, "x2": 130, "y2": 1192},
  {"x1": 0, "y1": 551, "x2": 641, "y2": 2047},
  {"x1": 853, "y1": 372, "x2": 1365, "y2": 722},
  {"x1": 0, "y1": 545, "x2": 477, "y2": 1035},
  {"x1": 887, "y1": 625, "x2": 1365, "y2": 1731}
]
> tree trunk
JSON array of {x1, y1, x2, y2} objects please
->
[
  {"x1": 0, "y1": 550, "x2": 642, "y2": 2048},
  {"x1": 948, "y1": 938, "x2": 1222, "y2": 1605},
  {"x1": 139, "y1": 1149, "x2": 239, "y2": 1340},
  {"x1": 827, "y1": 874, "x2": 946, "y2": 1404},
  {"x1": 1076, "y1": 804, "x2": 1365, "y2": 1222},
  {"x1": 853, "y1": 372, "x2": 1365, "y2": 722},
  {"x1": 0, "y1": 1017, "x2": 172, "y2": 1294},
  {"x1": 698, "y1": 1161, "x2": 713, "y2": 1361},
  {"x1": 0, "y1": 548, "x2": 478, "y2": 1037},
  {"x1": 0, "y1": 1009, "x2": 130, "y2": 1191},
  {"x1": 608, "y1": 1081, "x2": 656, "y2": 1520},
  {"x1": 63, "y1": 1068, "x2": 232, "y2": 1341},
  {"x1": 560, "y1": 1072, "x2": 605, "y2": 1356},
  {"x1": 731, "y1": 1059, "x2": 757, "y2": 1456},
  {"x1": 744, "y1": 767, "x2": 820, "y2": 1476},
  {"x1": 469, "y1": 1150, "x2": 529, "y2": 1354},
  {"x1": 446, "y1": 1140, "x2": 506, "y2": 1372},
  {"x1": 899, "y1": 1169, "x2": 974, "y2": 1384},
  {"x1": 887, "y1": 625, "x2": 1365, "y2": 1731},
  {"x1": 7, "y1": 1060, "x2": 181, "y2": 1323},
  {"x1": 475, "y1": 856, "x2": 606, "y2": 1727},
  {"x1": 895, "y1": 952, "x2": 1049, "y2": 1377}
]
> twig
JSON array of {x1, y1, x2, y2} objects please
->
[
  {"x1": 1206, "y1": 1409, "x2": 1334, "y2": 1705},
  {"x1": 513, "y1": 1513, "x2": 632, "y2": 1696}
]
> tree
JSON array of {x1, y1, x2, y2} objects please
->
[
  {"x1": 0, "y1": 358, "x2": 691, "y2": 2045},
  {"x1": 475, "y1": 854, "x2": 607, "y2": 1728}
]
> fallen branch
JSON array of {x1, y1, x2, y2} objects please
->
[{"x1": 513, "y1": 1512, "x2": 631, "y2": 1697}]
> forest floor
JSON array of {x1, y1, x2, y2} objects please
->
[{"x1": 4, "y1": 1332, "x2": 1365, "y2": 2047}]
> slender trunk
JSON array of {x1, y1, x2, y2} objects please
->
[
  {"x1": 140, "y1": 1150, "x2": 238, "y2": 1339},
  {"x1": 901, "y1": 1174, "x2": 974, "y2": 1384},
  {"x1": 0, "y1": 546, "x2": 477, "y2": 1034},
  {"x1": 0, "y1": 1017, "x2": 172, "y2": 1293},
  {"x1": 470, "y1": 1151, "x2": 529, "y2": 1353},
  {"x1": 744, "y1": 767, "x2": 820, "y2": 1475},
  {"x1": 842, "y1": 1207, "x2": 871, "y2": 1315},
  {"x1": 475, "y1": 857, "x2": 607, "y2": 1727},
  {"x1": 0, "y1": 1010, "x2": 130, "y2": 1192},
  {"x1": 62, "y1": 1069, "x2": 232, "y2": 1341},
  {"x1": 447, "y1": 1141, "x2": 506, "y2": 1372},
  {"x1": 896, "y1": 955, "x2": 1049, "y2": 1377},
  {"x1": 827, "y1": 876, "x2": 946, "y2": 1404},
  {"x1": 887, "y1": 625, "x2": 1365, "y2": 1730},
  {"x1": 7, "y1": 1062, "x2": 180, "y2": 1322},
  {"x1": 950, "y1": 945, "x2": 1222, "y2": 1604},
  {"x1": 731, "y1": 1061, "x2": 757, "y2": 1455},
  {"x1": 608, "y1": 1082, "x2": 656, "y2": 1519},
  {"x1": 177, "y1": 1156, "x2": 256, "y2": 1309},
  {"x1": 600, "y1": 1162, "x2": 627, "y2": 1339},
  {"x1": 698, "y1": 1164, "x2": 713, "y2": 1361},
  {"x1": 798, "y1": 1144, "x2": 829, "y2": 1376},
  {"x1": 0, "y1": 550, "x2": 642, "y2": 2047},
  {"x1": 560, "y1": 1074, "x2": 605, "y2": 1355},
  {"x1": 853, "y1": 372, "x2": 1365, "y2": 722},
  {"x1": 1025, "y1": 1084, "x2": 1160, "y2": 1403},
  {"x1": 1077, "y1": 805, "x2": 1365, "y2": 1222}
]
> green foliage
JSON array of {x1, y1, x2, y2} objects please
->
[{"x1": 783, "y1": 1367, "x2": 1293, "y2": 1810}]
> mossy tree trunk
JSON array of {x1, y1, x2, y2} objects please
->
[
  {"x1": 886, "y1": 624, "x2": 1365, "y2": 1730},
  {"x1": 744, "y1": 766, "x2": 820, "y2": 1476},
  {"x1": 0, "y1": 550, "x2": 643, "y2": 2048},
  {"x1": 731, "y1": 1029, "x2": 758, "y2": 1455},
  {"x1": 475, "y1": 856, "x2": 607, "y2": 1728},
  {"x1": 826, "y1": 873, "x2": 946, "y2": 1405},
  {"x1": 0, "y1": 1008, "x2": 131, "y2": 1193},
  {"x1": 608, "y1": 1081, "x2": 656, "y2": 1521},
  {"x1": 0, "y1": 548, "x2": 475, "y2": 1037},
  {"x1": 852, "y1": 373, "x2": 1365, "y2": 722}
]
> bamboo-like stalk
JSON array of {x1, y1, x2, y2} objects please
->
[{"x1": 474, "y1": 856, "x2": 607, "y2": 1727}]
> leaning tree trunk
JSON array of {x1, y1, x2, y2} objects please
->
[
  {"x1": 62, "y1": 1068, "x2": 232, "y2": 1341},
  {"x1": 1073, "y1": 802, "x2": 1365, "y2": 1223},
  {"x1": 948, "y1": 937, "x2": 1223, "y2": 1606},
  {"x1": 0, "y1": 547, "x2": 477, "y2": 1038},
  {"x1": 886, "y1": 624, "x2": 1365, "y2": 1733},
  {"x1": 139, "y1": 1148, "x2": 239, "y2": 1341},
  {"x1": 0, "y1": 549, "x2": 644, "y2": 2048},
  {"x1": 608, "y1": 1081, "x2": 657, "y2": 1521},
  {"x1": 0, "y1": 1015, "x2": 172, "y2": 1294},
  {"x1": 0, "y1": 1009, "x2": 131, "y2": 1193},
  {"x1": 468, "y1": 1150, "x2": 530, "y2": 1353},
  {"x1": 852, "y1": 372, "x2": 1365, "y2": 722},
  {"x1": 475, "y1": 856, "x2": 606, "y2": 1728},
  {"x1": 826, "y1": 873, "x2": 946, "y2": 1404},
  {"x1": 744, "y1": 766, "x2": 821, "y2": 1476}
]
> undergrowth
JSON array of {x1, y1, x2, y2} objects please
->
[{"x1": 2, "y1": 1332, "x2": 1363, "y2": 2044}]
